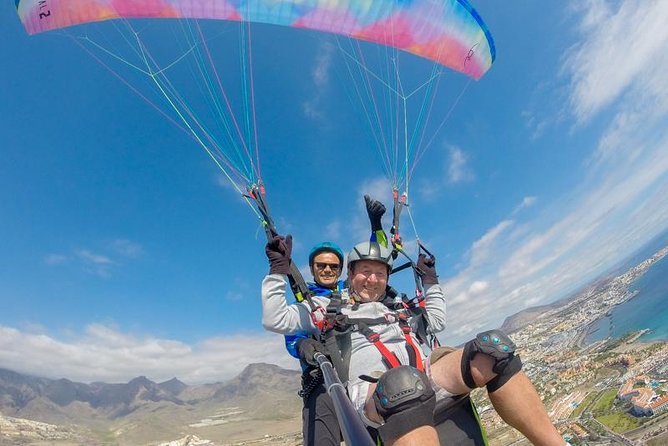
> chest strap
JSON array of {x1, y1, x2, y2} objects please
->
[{"x1": 356, "y1": 320, "x2": 424, "y2": 372}]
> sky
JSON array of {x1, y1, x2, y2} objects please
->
[{"x1": 2, "y1": 0, "x2": 668, "y2": 385}]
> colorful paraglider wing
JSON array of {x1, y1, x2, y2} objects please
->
[{"x1": 17, "y1": 0, "x2": 494, "y2": 79}]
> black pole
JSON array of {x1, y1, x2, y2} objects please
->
[{"x1": 314, "y1": 353, "x2": 376, "y2": 446}]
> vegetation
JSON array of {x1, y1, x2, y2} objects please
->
[
  {"x1": 591, "y1": 389, "x2": 618, "y2": 416},
  {"x1": 595, "y1": 413, "x2": 640, "y2": 432},
  {"x1": 571, "y1": 392, "x2": 596, "y2": 418}
]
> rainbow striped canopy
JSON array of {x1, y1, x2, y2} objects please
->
[{"x1": 16, "y1": 0, "x2": 495, "y2": 79}]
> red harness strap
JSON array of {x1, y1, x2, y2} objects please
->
[
  {"x1": 358, "y1": 324, "x2": 402, "y2": 369},
  {"x1": 358, "y1": 320, "x2": 424, "y2": 372},
  {"x1": 400, "y1": 323, "x2": 424, "y2": 372}
]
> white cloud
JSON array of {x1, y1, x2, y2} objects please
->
[
  {"x1": 564, "y1": 1, "x2": 668, "y2": 123},
  {"x1": 75, "y1": 249, "x2": 116, "y2": 278},
  {"x1": 312, "y1": 44, "x2": 333, "y2": 87},
  {"x1": 44, "y1": 243, "x2": 144, "y2": 277},
  {"x1": 76, "y1": 250, "x2": 114, "y2": 265},
  {"x1": 44, "y1": 253, "x2": 68, "y2": 265},
  {"x1": 446, "y1": 145, "x2": 474, "y2": 184},
  {"x1": 441, "y1": 134, "x2": 668, "y2": 344},
  {"x1": 427, "y1": 1, "x2": 668, "y2": 344},
  {"x1": 521, "y1": 109, "x2": 549, "y2": 140},
  {"x1": 512, "y1": 196, "x2": 537, "y2": 215},
  {"x1": 215, "y1": 173, "x2": 241, "y2": 192},
  {"x1": 303, "y1": 41, "x2": 335, "y2": 121},
  {"x1": 468, "y1": 281, "x2": 489, "y2": 296},
  {"x1": 358, "y1": 177, "x2": 392, "y2": 205},
  {"x1": 112, "y1": 239, "x2": 144, "y2": 257},
  {"x1": 0, "y1": 324, "x2": 298, "y2": 385},
  {"x1": 468, "y1": 220, "x2": 514, "y2": 268},
  {"x1": 224, "y1": 291, "x2": 243, "y2": 301}
]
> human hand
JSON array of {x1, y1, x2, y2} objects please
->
[
  {"x1": 364, "y1": 195, "x2": 386, "y2": 231},
  {"x1": 417, "y1": 253, "x2": 438, "y2": 286},
  {"x1": 265, "y1": 235, "x2": 292, "y2": 275},
  {"x1": 297, "y1": 338, "x2": 328, "y2": 367}
]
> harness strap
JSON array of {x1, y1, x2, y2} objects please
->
[
  {"x1": 324, "y1": 329, "x2": 350, "y2": 384},
  {"x1": 360, "y1": 324, "x2": 402, "y2": 370},
  {"x1": 320, "y1": 297, "x2": 426, "y2": 375},
  {"x1": 400, "y1": 322, "x2": 424, "y2": 372}
]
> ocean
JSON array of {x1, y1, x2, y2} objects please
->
[{"x1": 583, "y1": 252, "x2": 668, "y2": 345}]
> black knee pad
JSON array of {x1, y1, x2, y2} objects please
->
[
  {"x1": 486, "y1": 354, "x2": 522, "y2": 392},
  {"x1": 373, "y1": 365, "x2": 435, "y2": 443},
  {"x1": 461, "y1": 329, "x2": 520, "y2": 389}
]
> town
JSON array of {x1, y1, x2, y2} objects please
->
[{"x1": 475, "y1": 246, "x2": 668, "y2": 445}]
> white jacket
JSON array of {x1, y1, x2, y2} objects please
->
[{"x1": 261, "y1": 274, "x2": 446, "y2": 416}]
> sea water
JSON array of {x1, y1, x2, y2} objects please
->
[{"x1": 583, "y1": 253, "x2": 668, "y2": 344}]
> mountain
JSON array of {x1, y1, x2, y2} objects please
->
[
  {"x1": 212, "y1": 363, "x2": 299, "y2": 400},
  {"x1": 158, "y1": 377, "x2": 188, "y2": 395},
  {"x1": 0, "y1": 364, "x2": 302, "y2": 445},
  {"x1": 499, "y1": 273, "x2": 616, "y2": 334}
]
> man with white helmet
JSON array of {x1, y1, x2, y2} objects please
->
[
  {"x1": 263, "y1": 233, "x2": 565, "y2": 446},
  {"x1": 263, "y1": 234, "x2": 445, "y2": 444}
]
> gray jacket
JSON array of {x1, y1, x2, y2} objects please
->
[{"x1": 261, "y1": 274, "x2": 446, "y2": 415}]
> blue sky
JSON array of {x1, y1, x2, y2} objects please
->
[{"x1": 2, "y1": 0, "x2": 668, "y2": 384}]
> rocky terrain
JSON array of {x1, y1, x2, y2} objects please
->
[{"x1": 0, "y1": 363, "x2": 302, "y2": 445}]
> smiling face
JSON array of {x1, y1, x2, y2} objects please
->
[
  {"x1": 310, "y1": 252, "x2": 342, "y2": 289},
  {"x1": 349, "y1": 259, "x2": 388, "y2": 303}
]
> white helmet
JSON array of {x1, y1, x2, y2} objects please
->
[{"x1": 347, "y1": 241, "x2": 394, "y2": 269}]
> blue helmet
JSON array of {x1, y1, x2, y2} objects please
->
[{"x1": 308, "y1": 242, "x2": 344, "y2": 267}]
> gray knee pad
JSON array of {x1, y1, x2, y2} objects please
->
[
  {"x1": 373, "y1": 365, "x2": 435, "y2": 443},
  {"x1": 461, "y1": 329, "x2": 522, "y2": 390}
]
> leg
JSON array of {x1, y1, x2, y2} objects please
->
[
  {"x1": 391, "y1": 425, "x2": 439, "y2": 446},
  {"x1": 302, "y1": 383, "x2": 341, "y2": 446},
  {"x1": 429, "y1": 348, "x2": 494, "y2": 394},
  {"x1": 487, "y1": 371, "x2": 563, "y2": 446},
  {"x1": 429, "y1": 332, "x2": 563, "y2": 446}
]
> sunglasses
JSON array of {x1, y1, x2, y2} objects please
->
[{"x1": 314, "y1": 262, "x2": 341, "y2": 272}]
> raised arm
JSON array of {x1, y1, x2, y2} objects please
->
[
  {"x1": 417, "y1": 253, "x2": 446, "y2": 332},
  {"x1": 365, "y1": 194, "x2": 389, "y2": 248},
  {"x1": 261, "y1": 235, "x2": 326, "y2": 334}
]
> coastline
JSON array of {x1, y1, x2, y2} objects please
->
[{"x1": 576, "y1": 249, "x2": 668, "y2": 348}]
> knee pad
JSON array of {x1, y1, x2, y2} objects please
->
[
  {"x1": 461, "y1": 329, "x2": 521, "y2": 390},
  {"x1": 373, "y1": 365, "x2": 435, "y2": 442},
  {"x1": 486, "y1": 354, "x2": 522, "y2": 392}
]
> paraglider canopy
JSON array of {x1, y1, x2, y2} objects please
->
[{"x1": 16, "y1": 0, "x2": 495, "y2": 79}]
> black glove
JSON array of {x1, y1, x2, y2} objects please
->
[
  {"x1": 417, "y1": 253, "x2": 438, "y2": 286},
  {"x1": 364, "y1": 194, "x2": 386, "y2": 232},
  {"x1": 297, "y1": 338, "x2": 328, "y2": 367},
  {"x1": 265, "y1": 235, "x2": 292, "y2": 275}
]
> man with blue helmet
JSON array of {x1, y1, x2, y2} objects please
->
[
  {"x1": 283, "y1": 240, "x2": 346, "y2": 446},
  {"x1": 284, "y1": 242, "x2": 345, "y2": 358},
  {"x1": 281, "y1": 196, "x2": 388, "y2": 446}
]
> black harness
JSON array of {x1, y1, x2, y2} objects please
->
[{"x1": 310, "y1": 289, "x2": 429, "y2": 391}]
